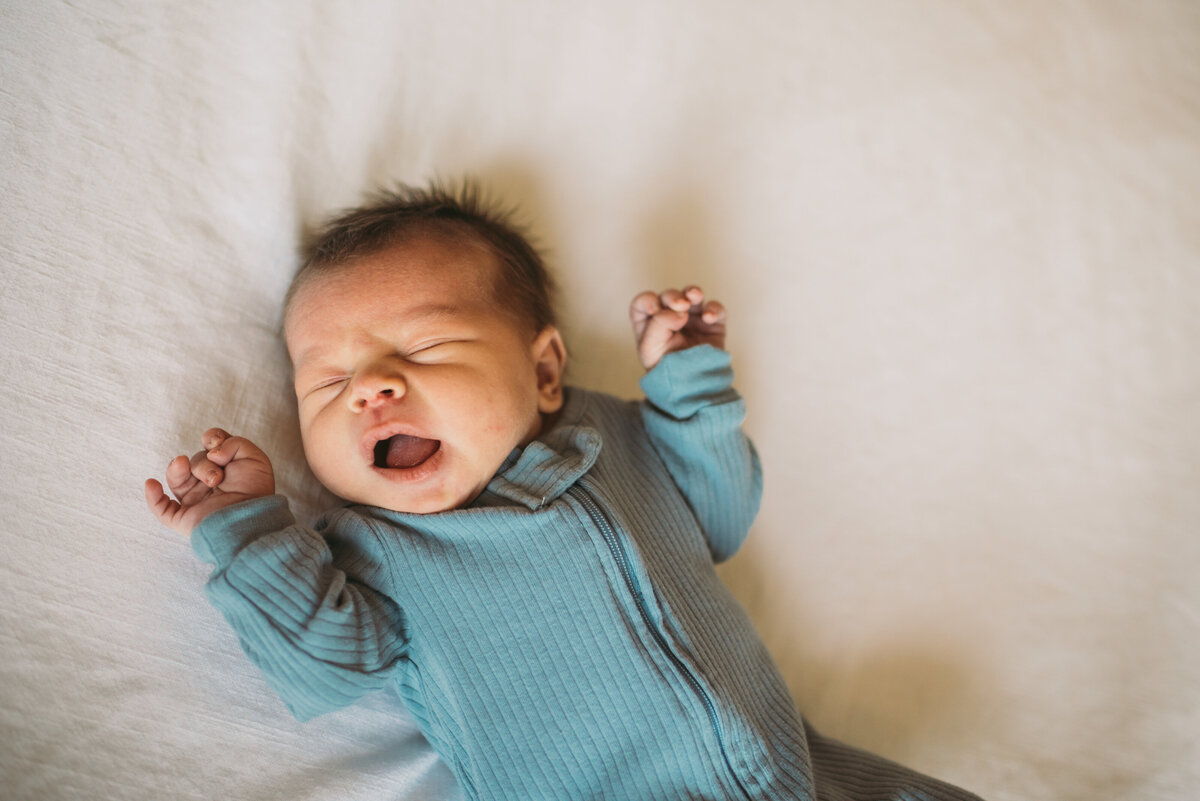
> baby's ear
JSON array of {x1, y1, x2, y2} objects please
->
[{"x1": 531, "y1": 326, "x2": 567, "y2": 413}]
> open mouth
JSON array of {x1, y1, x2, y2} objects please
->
[{"x1": 373, "y1": 434, "x2": 441, "y2": 469}]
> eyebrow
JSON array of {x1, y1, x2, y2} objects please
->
[
  {"x1": 402, "y1": 303, "x2": 463, "y2": 323},
  {"x1": 290, "y1": 302, "x2": 466, "y2": 370}
]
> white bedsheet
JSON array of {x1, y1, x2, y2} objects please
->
[{"x1": 2, "y1": 2, "x2": 1198, "y2": 800}]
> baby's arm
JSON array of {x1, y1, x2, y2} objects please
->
[
  {"x1": 147, "y1": 430, "x2": 407, "y2": 720},
  {"x1": 144, "y1": 428, "x2": 275, "y2": 536},
  {"x1": 631, "y1": 286, "x2": 762, "y2": 562},
  {"x1": 195, "y1": 499, "x2": 408, "y2": 720}
]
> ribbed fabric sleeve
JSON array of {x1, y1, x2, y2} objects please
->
[
  {"x1": 192, "y1": 496, "x2": 409, "y2": 721},
  {"x1": 192, "y1": 494, "x2": 296, "y2": 566},
  {"x1": 640, "y1": 345, "x2": 763, "y2": 562}
]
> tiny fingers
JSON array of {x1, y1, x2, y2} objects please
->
[
  {"x1": 202, "y1": 427, "x2": 230, "y2": 451},
  {"x1": 658, "y1": 288, "x2": 691, "y2": 312},
  {"x1": 188, "y1": 450, "x2": 224, "y2": 488},
  {"x1": 630, "y1": 291, "x2": 662, "y2": 324},
  {"x1": 652, "y1": 286, "x2": 724, "y2": 329},
  {"x1": 631, "y1": 286, "x2": 724, "y2": 368},
  {"x1": 163, "y1": 454, "x2": 194, "y2": 490},
  {"x1": 632, "y1": 286, "x2": 708, "y2": 318},
  {"x1": 700, "y1": 299, "x2": 726, "y2": 325},
  {"x1": 144, "y1": 478, "x2": 168, "y2": 511},
  {"x1": 144, "y1": 478, "x2": 181, "y2": 522},
  {"x1": 204, "y1": 432, "x2": 269, "y2": 467}
]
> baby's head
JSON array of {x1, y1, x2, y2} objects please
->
[{"x1": 284, "y1": 184, "x2": 567, "y2": 514}]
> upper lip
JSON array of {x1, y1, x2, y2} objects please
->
[{"x1": 359, "y1": 419, "x2": 435, "y2": 466}]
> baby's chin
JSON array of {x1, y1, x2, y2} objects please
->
[{"x1": 335, "y1": 476, "x2": 482, "y2": 515}]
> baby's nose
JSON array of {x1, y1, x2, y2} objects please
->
[{"x1": 350, "y1": 370, "x2": 406, "y2": 410}]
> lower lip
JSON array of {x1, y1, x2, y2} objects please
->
[{"x1": 370, "y1": 443, "x2": 445, "y2": 483}]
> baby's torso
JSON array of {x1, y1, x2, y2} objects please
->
[{"x1": 334, "y1": 388, "x2": 804, "y2": 799}]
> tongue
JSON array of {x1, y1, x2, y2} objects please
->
[{"x1": 384, "y1": 435, "x2": 439, "y2": 469}]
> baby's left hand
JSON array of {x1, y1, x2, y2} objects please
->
[{"x1": 630, "y1": 286, "x2": 726, "y2": 371}]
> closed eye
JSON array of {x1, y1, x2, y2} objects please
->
[
  {"x1": 405, "y1": 340, "x2": 463, "y2": 361},
  {"x1": 302, "y1": 377, "x2": 349, "y2": 398}
]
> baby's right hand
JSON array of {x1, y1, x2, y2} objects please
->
[{"x1": 144, "y1": 428, "x2": 275, "y2": 536}]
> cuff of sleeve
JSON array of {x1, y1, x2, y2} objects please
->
[
  {"x1": 191, "y1": 495, "x2": 296, "y2": 567},
  {"x1": 639, "y1": 344, "x2": 737, "y2": 419}
]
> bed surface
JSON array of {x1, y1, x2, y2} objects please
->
[{"x1": 3, "y1": 2, "x2": 1198, "y2": 799}]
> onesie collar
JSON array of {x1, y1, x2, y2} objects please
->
[{"x1": 482, "y1": 387, "x2": 601, "y2": 510}]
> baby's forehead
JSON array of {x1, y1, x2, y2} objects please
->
[
  {"x1": 286, "y1": 235, "x2": 540, "y2": 341},
  {"x1": 291, "y1": 235, "x2": 496, "y2": 303},
  {"x1": 284, "y1": 244, "x2": 537, "y2": 355}
]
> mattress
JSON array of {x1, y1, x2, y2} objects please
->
[{"x1": 2, "y1": 2, "x2": 1198, "y2": 799}]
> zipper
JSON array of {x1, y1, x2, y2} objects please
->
[{"x1": 568, "y1": 484, "x2": 751, "y2": 798}]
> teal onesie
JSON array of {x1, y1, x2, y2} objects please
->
[{"x1": 193, "y1": 345, "x2": 981, "y2": 801}]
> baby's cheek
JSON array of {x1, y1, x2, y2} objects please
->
[
  {"x1": 473, "y1": 398, "x2": 508, "y2": 434},
  {"x1": 306, "y1": 437, "x2": 351, "y2": 490}
]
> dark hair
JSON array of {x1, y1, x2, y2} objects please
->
[{"x1": 289, "y1": 182, "x2": 556, "y2": 333}]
